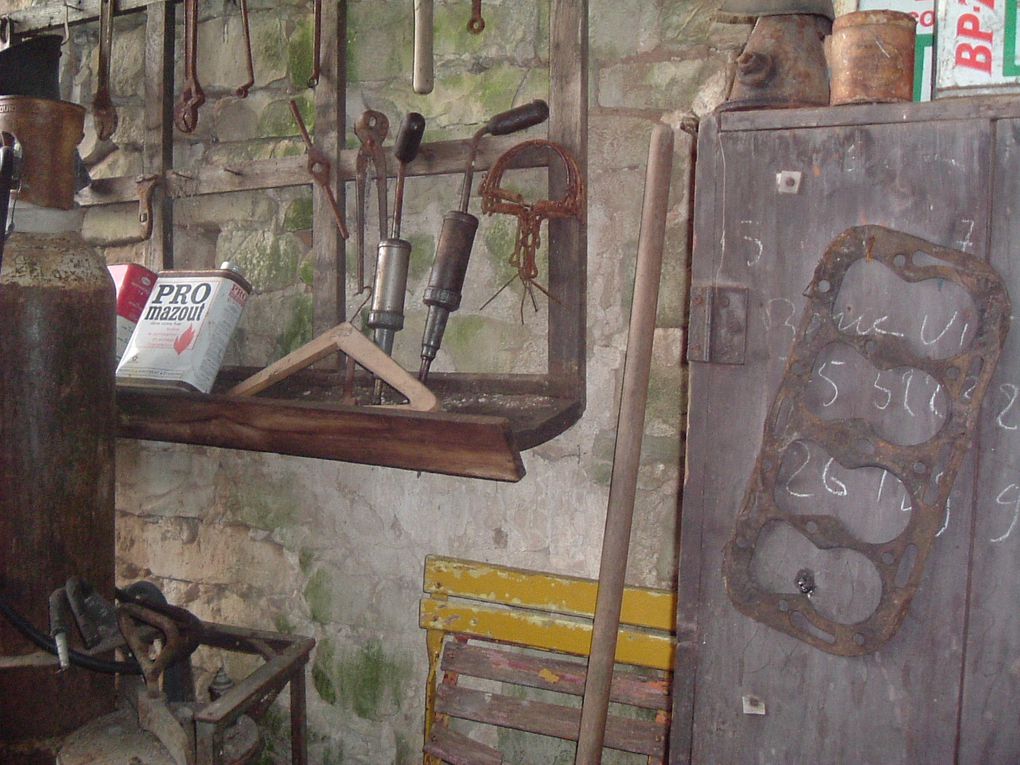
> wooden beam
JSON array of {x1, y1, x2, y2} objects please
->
[
  {"x1": 76, "y1": 136, "x2": 551, "y2": 207},
  {"x1": 116, "y1": 387, "x2": 526, "y2": 482}
]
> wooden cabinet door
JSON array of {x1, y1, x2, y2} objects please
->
[
  {"x1": 956, "y1": 117, "x2": 1020, "y2": 764},
  {"x1": 672, "y1": 112, "x2": 998, "y2": 764}
]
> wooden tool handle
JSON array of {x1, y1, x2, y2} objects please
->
[
  {"x1": 413, "y1": 0, "x2": 434, "y2": 95},
  {"x1": 575, "y1": 122, "x2": 675, "y2": 765}
]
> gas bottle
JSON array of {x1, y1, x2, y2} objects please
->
[{"x1": 0, "y1": 98, "x2": 116, "y2": 745}]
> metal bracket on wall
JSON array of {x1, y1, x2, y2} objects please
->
[
  {"x1": 722, "y1": 225, "x2": 1011, "y2": 656},
  {"x1": 688, "y1": 284, "x2": 748, "y2": 364}
]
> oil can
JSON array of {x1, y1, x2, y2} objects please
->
[{"x1": 116, "y1": 263, "x2": 251, "y2": 393}]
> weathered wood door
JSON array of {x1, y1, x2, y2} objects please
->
[{"x1": 671, "y1": 99, "x2": 1020, "y2": 764}]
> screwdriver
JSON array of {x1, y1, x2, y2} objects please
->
[
  {"x1": 418, "y1": 99, "x2": 549, "y2": 382},
  {"x1": 369, "y1": 112, "x2": 426, "y2": 403}
]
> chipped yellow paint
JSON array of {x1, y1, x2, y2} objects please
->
[
  {"x1": 423, "y1": 555, "x2": 676, "y2": 632},
  {"x1": 538, "y1": 668, "x2": 562, "y2": 683},
  {"x1": 418, "y1": 599, "x2": 674, "y2": 671}
]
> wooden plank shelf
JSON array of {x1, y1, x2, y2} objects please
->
[{"x1": 116, "y1": 386, "x2": 528, "y2": 482}]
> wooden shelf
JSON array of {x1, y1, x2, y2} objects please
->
[{"x1": 117, "y1": 386, "x2": 527, "y2": 482}]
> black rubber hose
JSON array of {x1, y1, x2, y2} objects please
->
[{"x1": 0, "y1": 593, "x2": 140, "y2": 675}]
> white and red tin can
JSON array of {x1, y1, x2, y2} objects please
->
[
  {"x1": 107, "y1": 263, "x2": 157, "y2": 361},
  {"x1": 116, "y1": 262, "x2": 251, "y2": 393}
]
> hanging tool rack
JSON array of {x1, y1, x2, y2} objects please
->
[{"x1": 5, "y1": 0, "x2": 588, "y2": 482}]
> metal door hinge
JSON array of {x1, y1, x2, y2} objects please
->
[{"x1": 688, "y1": 284, "x2": 748, "y2": 365}]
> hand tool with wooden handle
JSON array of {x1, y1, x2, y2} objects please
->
[
  {"x1": 418, "y1": 99, "x2": 549, "y2": 382},
  {"x1": 369, "y1": 112, "x2": 426, "y2": 403},
  {"x1": 413, "y1": 0, "x2": 434, "y2": 94},
  {"x1": 92, "y1": 0, "x2": 118, "y2": 140},
  {"x1": 575, "y1": 122, "x2": 675, "y2": 765}
]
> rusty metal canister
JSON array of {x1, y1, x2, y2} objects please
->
[
  {"x1": 828, "y1": 11, "x2": 916, "y2": 105},
  {"x1": 0, "y1": 101, "x2": 117, "y2": 745},
  {"x1": 722, "y1": 14, "x2": 833, "y2": 111}
]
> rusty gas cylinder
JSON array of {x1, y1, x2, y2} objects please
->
[
  {"x1": 0, "y1": 104, "x2": 117, "y2": 745},
  {"x1": 828, "y1": 11, "x2": 916, "y2": 105}
]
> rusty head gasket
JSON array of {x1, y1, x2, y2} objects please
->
[{"x1": 722, "y1": 225, "x2": 1010, "y2": 655}]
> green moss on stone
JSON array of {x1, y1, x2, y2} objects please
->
[
  {"x1": 337, "y1": 640, "x2": 411, "y2": 721},
  {"x1": 394, "y1": 733, "x2": 413, "y2": 765},
  {"x1": 274, "y1": 613, "x2": 295, "y2": 634},
  {"x1": 312, "y1": 638, "x2": 339, "y2": 705},
  {"x1": 230, "y1": 232, "x2": 302, "y2": 292},
  {"x1": 222, "y1": 478, "x2": 299, "y2": 530},
  {"x1": 322, "y1": 744, "x2": 346, "y2": 765},
  {"x1": 298, "y1": 547, "x2": 315, "y2": 574},
  {"x1": 299, "y1": 259, "x2": 315, "y2": 287},
  {"x1": 284, "y1": 196, "x2": 314, "y2": 232},
  {"x1": 644, "y1": 371, "x2": 683, "y2": 430},
  {"x1": 258, "y1": 96, "x2": 313, "y2": 139},
  {"x1": 288, "y1": 20, "x2": 314, "y2": 89},
  {"x1": 406, "y1": 233, "x2": 435, "y2": 284},
  {"x1": 483, "y1": 217, "x2": 518, "y2": 281},
  {"x1": 304, "y1": 568, "x2": 334, "y2": 625},
  {"x1": 275, "y1": 294, "x2": 314, "y2": 358}
]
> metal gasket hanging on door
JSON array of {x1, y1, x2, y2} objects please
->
[{"x1": 722, "y1": 225, "x2": 1010, "y2": 656}]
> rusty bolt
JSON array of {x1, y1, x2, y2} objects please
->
[{"x1": 736, "y1": 51, "x2": 775, "y2": 87}]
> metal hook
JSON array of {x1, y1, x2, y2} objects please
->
[
  {"x1": 0, "y1": 17, "x2": 13, "y2": 51},
  {"x1": 62, "y1": 3, "x2": 72, "y2": 46}
]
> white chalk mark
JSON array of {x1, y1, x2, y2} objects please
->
[
  {"x1": 991, "y1": 483, "x2": 1020, "y2": 543},
  {"x1": 822, "y1": 457, "x2": 848, "y2": 497},
  {"x1": 740, "y1": 222, "x2": 764, "y2": 267},
  {"x1": 870, "y1": 315, "x2": 904, "y2": 338},
  {"x1": 900, "y1": 491, "x2": 912, "y2": 513},
  {"x1": 929, "y1": 383, "x2": 943, "y2": 418},
  {"x1": 786, "y1": 443, "x2": 814, "y2": 498},
  {"x1": 937, "y1": 492, "x2": 951, "y2": 538},
  {"x1": 765, "y1": 298, "x2": 797, "y2": 359},
  {"x1": 833, "y1": 310, "x2": 864, "y2": 335},
  {"x1": 873, "y1": 372, "x2": 892, "y2": 411},
  {"x1": 963, "y1": 376, "x2": 978, "y2": 402},
  {"x1": 902, "y1": 370, "x2": 916, "y2": 417},
  {"x1": 818, "y1": 360, "x2": 845, "y2": 407},
  {"x1": 956, "y1": 219, "x2": 975, "y2": 251},
  {"x1": 920, "y1": 311, "x2": 959, "y2": 347},
  {"x1": 877, "y1": 469, "x2": 888, "y2": 502},
  {"x1": 996, "y1": 383, "x2": 1019, "y2": 431},
  {"x1": 959, "y1": 322, "x2": 970, "y2": 349}
]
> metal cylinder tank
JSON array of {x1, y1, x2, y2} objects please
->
[{"x1": 0, "y1": 100, "x2": 117, "y2": 747}]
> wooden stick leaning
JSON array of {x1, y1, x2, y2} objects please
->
[
  {"x1": 575, "y1": 122, "x2": 675, "y2": 765},
  {"x1": 228, "y1": 322, "x2": 439, "y2": 412}
]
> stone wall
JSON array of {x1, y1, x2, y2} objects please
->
[{"x1": 29, "y1": 0, "x2": 746, "y2": 761}]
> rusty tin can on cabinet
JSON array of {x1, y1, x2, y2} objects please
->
[{"x1": 829, "y1": 10, "x2": 917, "y2": 104}]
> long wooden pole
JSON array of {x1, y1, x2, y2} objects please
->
[{"x1": 575, "y1": 122, "x2": 675, "y2": 764}]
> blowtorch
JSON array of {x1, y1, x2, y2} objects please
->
[
  {"x1": 368, "y1": 111, "x2": 426, "y2": 403},
  {"x1": 417, "y1": 99, "x2": 549, "y2": 382}
]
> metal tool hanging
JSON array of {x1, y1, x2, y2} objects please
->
[
  {"x1": 289, "y1": 99, "x2": 349, "y2": 240},
  {"x1": 173, "y1": 0, "x2": 204, "y2": 133},
  {"x1": 369, "y1": 112, "x2": 426, "y2": 404},
  {"x1": 92, "y1": 0, "x2": 118, "y2": 140},
  {"x1": 413, "y1": 0, "x2": 433, "y2": 94},
  {"x1": 478, "y1": 138, "x2": 584, "y2": 321},
  {"x1": 468, "y1": 0, "x2": 485, "y2": 32},
  {"x1": 235, "y1": 0, "x2": 255, "y2": 97},
  {"x1": 308, "y1": 0, "x2": 321, "y2": 87},
  {"x1": 354, "y1": 109, "x2": 390, "y2": 294},
  {"x1": 417, "y1": 99, "x2": 549, "y2": 383}
]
